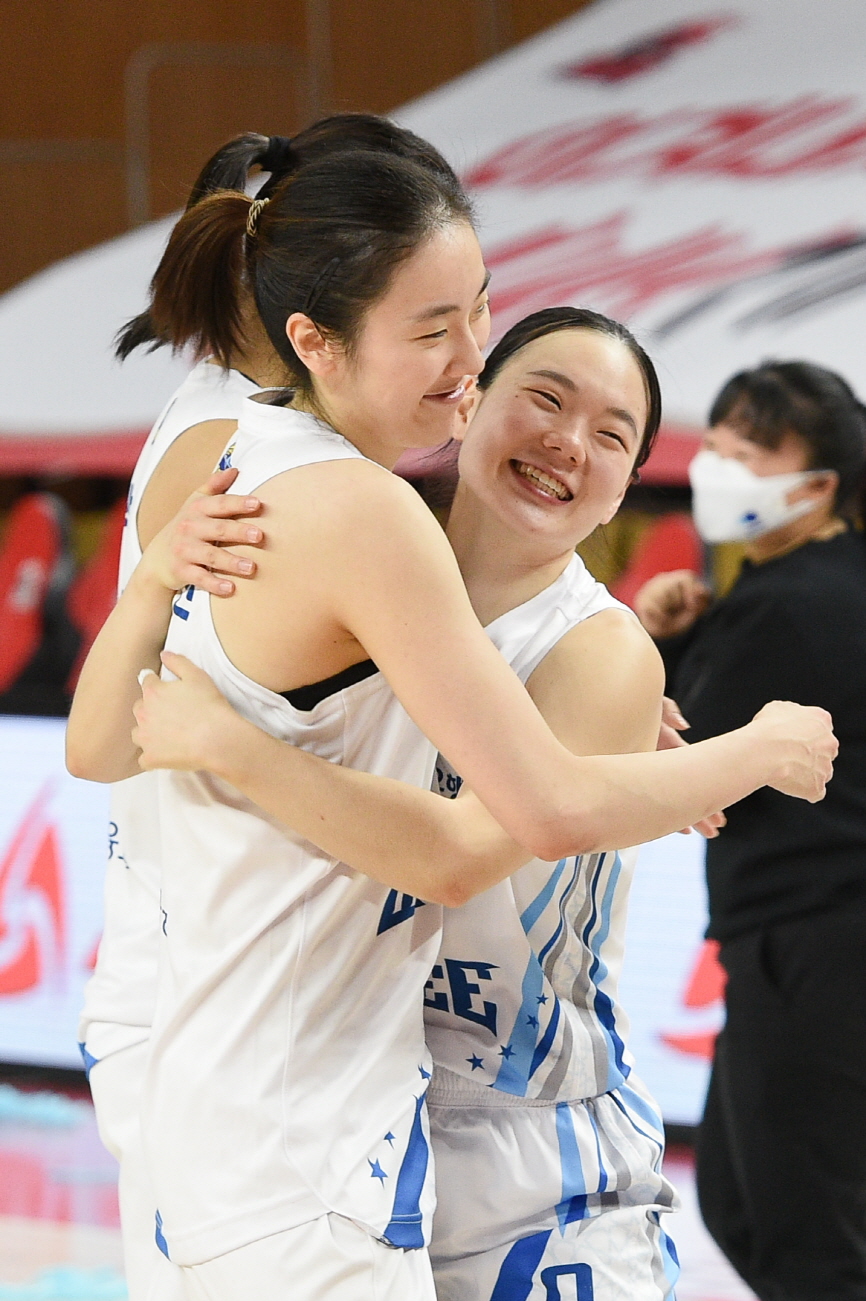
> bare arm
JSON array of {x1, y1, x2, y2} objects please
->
[
  {"x1": 207, "y1": 462, "x2": 834, "y2": 862},
  {"x1": 66, "y1": 465, "x2": 264, "y2": 782},
  {"x1": 131, "y1": 614, "x2": 825, "y2": 905}
]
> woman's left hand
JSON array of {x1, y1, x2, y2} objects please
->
[
  {"x1": 140, "y1": 468, "x2": 265, "y2": 599},
  {"x1": 132, "y1": 652, "x2": 239, "y2": 772}
]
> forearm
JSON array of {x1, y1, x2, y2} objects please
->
[
  {"x1": 552, "y1": 722, "x2": 789, "y2": 856},
  {"x1": 213, "y1": 711, "x2": 527, "y2": 906},
  {"x1": 67, "y1": 569, "x2": 173, "y2": 782}
]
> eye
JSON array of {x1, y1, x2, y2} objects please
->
[
  {"x1": 418, "y1": 328, "x2": 447, "y2": 341},
  {"x1": 473, "y1": 298, "x2": 490, "y2": 318},
  {"x1": 527, "y1": 388, "x2": 561, "y2": 410},
  {"x1": 599, "y1": 428, "x2": 628, "y2": 449}
]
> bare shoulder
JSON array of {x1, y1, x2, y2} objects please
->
[
  {"x1": 528, "y1": 607, "x2": 664, "y2": 754},
  {"x1": 137, "y1": 418, "x2": 239, "y2": 548},
  {"x1": 252, "y1": 457, "x2": 446, "y2": 554}
]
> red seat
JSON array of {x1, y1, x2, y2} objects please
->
[
  {"x1": 611, "y1": 512, "x2": 703, "y2": 610},
  {"x1": 66, "y1": 496, "x2": 126, "y2": 691},
  {"x1": 0, "y1": 493, "x2": 72, "y2": 696}
]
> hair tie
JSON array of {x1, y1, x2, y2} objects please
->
[
  {"x1": 259, "y1": 135, "x2": 298, "y2": 175},
  {"x1": 246, "y1": 197, "x2": 270, "y2": 238},
  {"x1": 303, "y1": 257, "x2": 341, "y2": 318}
]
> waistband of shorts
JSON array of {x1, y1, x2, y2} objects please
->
[{"x1": 427, "y1": 1065, "x2": 577, "y2": 1108}]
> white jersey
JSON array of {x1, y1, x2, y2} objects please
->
[
  {"x1": 143, "y1": 396, "x2": 441, "y2": 1267},
  {"x1": 425, "y1": 555, "x2": 641, "y2": 1104},
  {"x1": 79, "y1": 361, "x2": 259, "y2": 1065}
]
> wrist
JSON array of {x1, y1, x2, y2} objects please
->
[{"x1": 206, "y1": 707, "x2": 261, "y2": 785}]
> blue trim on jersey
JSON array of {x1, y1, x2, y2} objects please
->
[
  {"x1": 519, "y1": 859, "x2": 568, "y2": 934},
  {"x1": 492, "y1": 954, "x2": 545, "y2": 1095},
  {"x1": 381, "y1": 1094, "x2": 429, "y2": 1249},
  {"x1": 537, "y1": 859, "x2": 581, "y2": 967},
  {"x1": 155, "y1": 1210, "x2": 169, "y2": 1259},
  {"x1": 77, "y1": 1042, "x2": 98, "y2": 1080},
  {"x1": 583, "y1": 854, "x2": 629, "y2": 1090},
  {"x1": 490, "y1": 1229, "x2": 552, "y2": 1301},
  {"x1": 529, "y1": 992, "x2": 561, "y2": 1082},
  {"x1": 612, "y1": 1083, "x2": 665, "y2": 1149},
  {"x1": 652, "y1": 1211, "x2": 681, "y2": 1293},
  {"x1": 555, "y1": 1103, "x2": 590, "y2": 1229}
]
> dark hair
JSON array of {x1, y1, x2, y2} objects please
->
[
  {"x1": 709, "y1": 360, "x2": 866, "y2": 517},
  {"x1": 480, "y1": 307, "x2": 663, "y2": 474},
  {"x1": 116, "y1": 114, "x2": 462, "y2": 362}
]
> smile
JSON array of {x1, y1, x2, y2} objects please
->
[
  {"x1": 512, "y1": 460, "x2": 572, "y2": 501},
  {"x1": 423, "y1": 382, "x2": 467, "y2": 404}
]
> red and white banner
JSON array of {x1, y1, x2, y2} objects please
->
[
  {"x1": 0, "y1": 718, "x2": 108, "y2": 1070},
  {"x1": 399, "y1": 0, "x2": 866, "y2": 479},
  {"x1": 1, "y1": 0, "x2": 864, "y2": 478}
]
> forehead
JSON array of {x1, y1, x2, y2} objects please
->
[
  {"x1": 374, "y1": 221, "x2": 485, "y2": 318},
  {"x1": 501, "y1": 329, "x2": 646, "y2": 405}
]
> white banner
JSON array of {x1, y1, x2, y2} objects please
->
[{"x1": 399, "y1": 0, "x2": 866, "y2": 428}]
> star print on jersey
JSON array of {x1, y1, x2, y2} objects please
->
[
  {"x1": 527, "y1": 1015, "x2": 539, "y2": 1028},
  {"x1": 384, "y1": 1132, "x2": 395, "y2": 1145},
  {"x1": 467, "y1": 1055, "x2": 484, "y2": 1071},
  {"x1": 369, "y1": 1159, "x2": 388, "y2": 1185},
  {"x1": 499, "y1": 1044, "x2": 515, "y2": 1059},
  {"x1": 537, "y1": 994, "x2": 548, "y2": 1004}
]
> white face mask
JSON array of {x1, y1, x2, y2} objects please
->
[{"x1": 689, "y1": 448, "x2": 821, "y2": 543}]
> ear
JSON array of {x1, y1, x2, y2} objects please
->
[
  {"x1": 285, "y1": 313, "x2": 339, "y2": 378},
  {"x1": 452, "y1": 382, "x2": 482, "y2": 443}
]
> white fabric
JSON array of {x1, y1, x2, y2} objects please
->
[
  {"x1": 177, "y1": 1214, "x2": 437, "y2": 1301},
  {"x1": 79, "y1": 361, "x2": 259, "y2": 1062},
  {"x1": 89, "y1": 1044, "x2": 186, "y2": 1301},
  {"x1": 426, "y1": 555, "x2": 639, "y2": 1103},
  {"x1": 144, "y1": 396, "x2": 441, "y2": 1266}
]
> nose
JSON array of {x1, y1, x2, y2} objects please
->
[
  {"x1": 451, "y1": 322, "x2": 486, "y2": 381},
  {"x1": 543, "y1": 420, "x2": 587, "y2": 466}
]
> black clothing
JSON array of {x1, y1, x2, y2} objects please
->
[
  {"x1": 661, "y1": 529, "x2": 866, "y2": 1300},
  {"x1": 660, "y1": 530, "x2": 866, "y2": 942},
  {"x1": 696, "y1": 902, "x2": 866, "y2": 1301}
]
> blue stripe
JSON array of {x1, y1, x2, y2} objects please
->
[
  {"x1": 583, "y1": 854, "x2": 629, "y2": 1088},
  {"x1": 155, "y1": 1210, "x2": 169, "y2": 1259},
  {"x1": 587, "y1": 1108, "x2": 608, "y2": 1195},
  {"x1": 538, "y1": 859, "x2": 581, "y2": 966},
  {"x1": 77, "y1": 1043, "x2": 98, "y2": 1080},
  {"x1": 490, "y1": 1229, "x2": 552, "y2": 1301},
  {"x1": 609, "y1": 1085, "x2": 666, "y2": 1161},
  {"x1": 382, "y1": 1095, "x2": 429, "y2": 1248},
  {"x1": 652, "y1": 1212, "x2": 681, "y2": 1294},
  {"x1": 529, "y1": 994, "x2": 561, "y2": 1081},
  {"x1": 555, "y1": 1103, "x2": 589, "y2": 1229},
  {"x1": 493, "y1": 955, "x2": 545, "y2": 1095},
  {"x1": 519, "y1": 859, "x2": 568, "y2": 934}
]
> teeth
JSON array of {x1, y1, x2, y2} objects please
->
[{"x1": 515, "y1": 462, "x2": 570, "y2": 500}]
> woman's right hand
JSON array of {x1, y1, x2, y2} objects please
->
[
  {"x1": 750, "y1": 701, "x2": 838, "y2": 802},
  {"x1": 634, "y1": 569, "x2": 711, "y2": 639},
  {"x1": 139, "y1": 468, "x2": 265, "y2": 598}
]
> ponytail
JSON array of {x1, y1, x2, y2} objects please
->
[
  {"x1": 115, "y1": 113, "x2": 464, "y2": 368},
  {"x1": 144, "y1": 191, "x2": 252, "y2": 369}
]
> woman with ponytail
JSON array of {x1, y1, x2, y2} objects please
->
[
  {"x1": 69, "y1": 147, "x2": 834, "y2": 1297},
  {"x1": 76, "y1": 116, "x2": 468, "y2": 1301},
  {"x1": 634, "y1": 360, "x2": 866, "y2": 1301}
]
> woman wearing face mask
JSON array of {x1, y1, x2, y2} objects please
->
[
  {"x1": 635, "y1": 360, "x2": 866, "y2": 1301},
  {"x1": 129, "y1": 323, "x2": 832, "y2": 1301},
  {"x1": 69, "y1": 156, "x2": 834, "y2": 1301}
]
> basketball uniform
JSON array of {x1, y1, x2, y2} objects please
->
[
  {"x1": 425, "y1": 556, "x2": 680, "y2": 1301},
  {"x1": 79, "y1": 361, "x2": 259, "y2": 1301},
  {"x1": 142, "y1": 395, "x2": 440, "y2": 1298}
]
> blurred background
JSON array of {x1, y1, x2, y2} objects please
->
[{"x1": 1, "y1": 0, "x2": 865, "y2": 1296}]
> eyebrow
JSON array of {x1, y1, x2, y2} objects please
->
[
  {"x1": 527, "y1": 370, "x2": 639, "y2": 437},
  {"x1": 411, "y1": 269, "x2": 491, "y2": 323}
]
